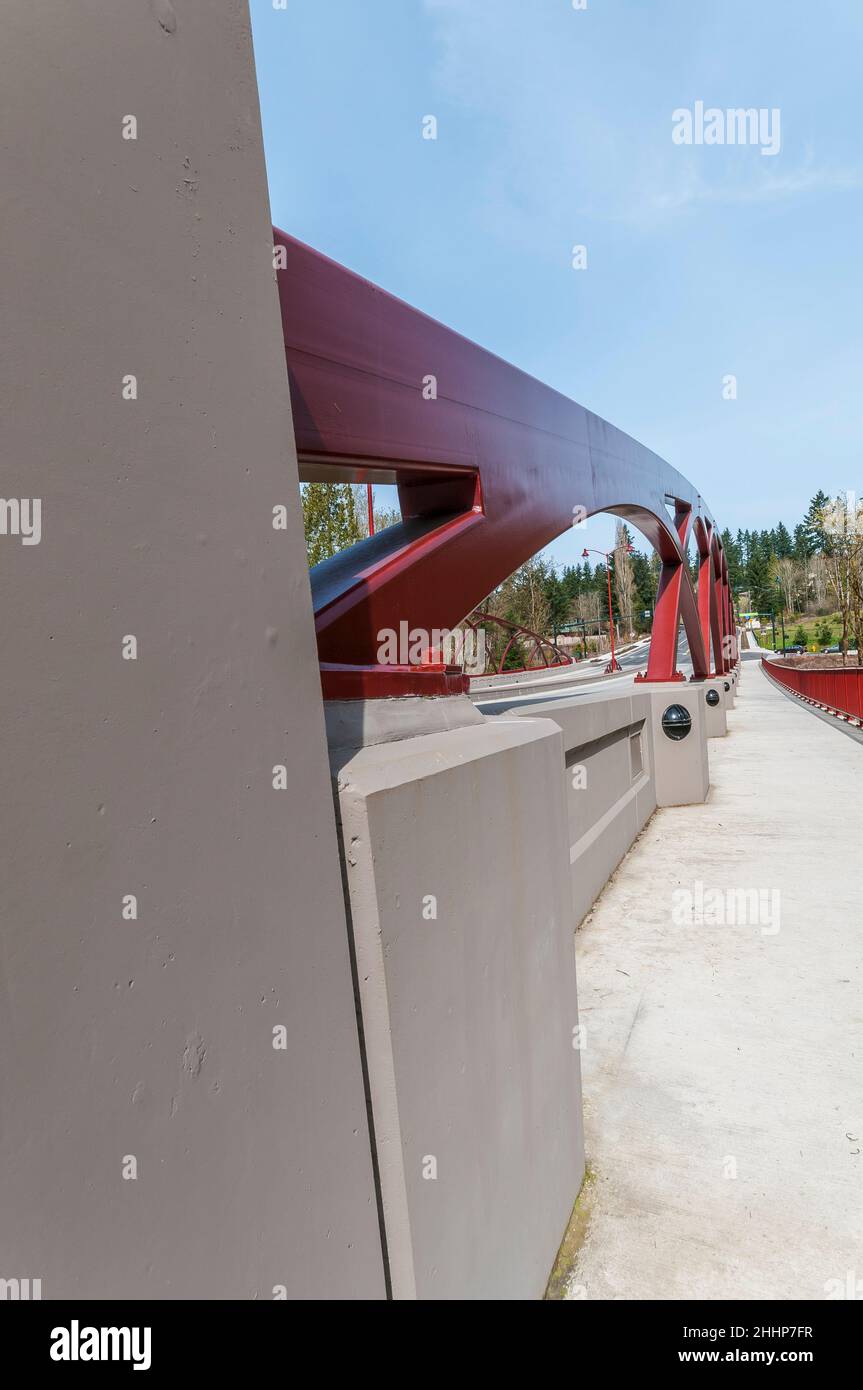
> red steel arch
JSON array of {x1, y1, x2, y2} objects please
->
[{"x1": 274, "y1": 231, "x2": 735, "y2": 697}]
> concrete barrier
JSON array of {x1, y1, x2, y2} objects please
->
[
  {"x1": 483, "y1": 689, "x2": 656, "y2": 927},
  {"x1": 479, "y1": 681, "x2": 709, "y2": 918},
  {"x1": 329, "y1": 701, "x2": 585, "y2": 1299},
  {"x1": 328, "y1": 681, "x2": 709, "y2": 1296}
]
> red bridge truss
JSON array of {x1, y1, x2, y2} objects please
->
[{"x1": 275, "y1": 231, "x2": 736, "y2": 699}]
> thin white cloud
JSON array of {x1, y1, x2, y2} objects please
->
[
  {"x1": 646, "y1": 161, "x2": 863, "y2": 215},
  {"x1": 422, "y1": 0, "x2": 863, "y2": 233}
]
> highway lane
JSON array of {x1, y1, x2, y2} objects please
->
[{"x1": 474, "y1": 626, "x2": 696, "y2": 714}]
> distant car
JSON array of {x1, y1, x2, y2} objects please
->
[{"x1": 822, "y1": 645, "x2": 841, "y2": 654}]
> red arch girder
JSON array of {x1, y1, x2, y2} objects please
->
[
  {"x1": 275, "y1": 231, "x2": 727, "y2": 694},
  {"x1": 694, "y1": 518, "x2": 733, "y2": 677}
]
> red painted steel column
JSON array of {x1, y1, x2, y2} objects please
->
[
  {"x1": 638, "y1": 502, "x2": 710, "y2": 683},
  {"x1": 696, "y1": 520, "x2": 729, "y2": 678}
]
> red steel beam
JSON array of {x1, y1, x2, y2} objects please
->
[{"x1": 275, "y1": 231, "x2": 730, "y2": 696}]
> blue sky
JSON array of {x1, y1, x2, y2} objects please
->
[{"x1": 250, "y1": 0, "x2": 863, "y2": 567}]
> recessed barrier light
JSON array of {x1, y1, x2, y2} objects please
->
[
  {"x1": 661, "y1": 704, "x2": 692, "y2": 740},
  {"x1": 706, "y1": 689, "x2": 720, "y2": 707}
]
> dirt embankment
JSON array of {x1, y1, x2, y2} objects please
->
[{"x1": 774, "y1": 653, "x2": 862, "y2": 670}]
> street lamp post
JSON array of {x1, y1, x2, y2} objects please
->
[
  {"x1": 761, "y1": 608, "x2": 778, "y2": 650},
  {"x1": 582, "y1": 541, "x2": 634, "y2": 674},
  {"x1": 774, "y1": 579, "x2": 786, "y2": 651}
]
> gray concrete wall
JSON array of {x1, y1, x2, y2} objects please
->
[
  {"x1": 332, "y1": 713, "x2": 585, "y2": 1299},
  {"x1": 486, "y1": 690, "x2": 657, "y2": 927},
  {"x1": 0, "y1": 0, "x2": 384, "y2": 1298},
  {"x1": 469, "y1": 666, "x2": 630, "y2": 698}
]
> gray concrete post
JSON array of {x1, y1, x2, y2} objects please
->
[
  {"x1": 647, "y1": 686, "x2": 710, "y2": 806},
  {"x1": 724, "y1": 673, "x2": 737, "y2": 708},
  {"x1": 0, "y1": 0, "x2": 385, "y2": 1298},
  {"x1": 694, "y1": 677, "x2": 729, "y2": 737}
]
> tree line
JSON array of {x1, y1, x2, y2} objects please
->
[{"x1": 723, "y1": 490, "x2": 863, "y2": 657}]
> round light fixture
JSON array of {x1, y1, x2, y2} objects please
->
[{"x1": 661, "y1": 704, "x2": 692, "y2": 740}]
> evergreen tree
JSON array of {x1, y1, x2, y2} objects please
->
[
  {"x1": 721, "y1": 528, "x2": 744, "y2": 590},
  {"x1": 560, "y1": 565, "x2": 581, "y2": 603},
  {"x1": 774, "y1": 521, "x2": 793, "y2": 558},
  {"x1": 804, "y1": 490, "x2": 830, "y2": 555},
  {"x1": 632, "y1": 550, "x2": 655, "y2": 615},
  {"x1": 746, "y1": 536, "x2": 774, "y2": 615},
  {"x1": 544, "y1": 571, "x2": 570, "y2": 636},
  {"x1": 792, "y1": 523, "x2": 812, "y2": 562}
]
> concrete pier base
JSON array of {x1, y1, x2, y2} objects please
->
[
  {"x1": 695, "y1": 677, "x2": 729, "y2": 738},
  {"x1": 647, "y1": 685, "x2": 710, "y2": 806}
]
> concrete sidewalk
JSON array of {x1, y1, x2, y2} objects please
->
[{"x1": 563, "y1": 663, "x2": 863, "y2": 1300}]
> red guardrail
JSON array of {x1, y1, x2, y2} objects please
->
[{"x1": 762, "y1": 657, "x2": 863, "y2": 724}]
